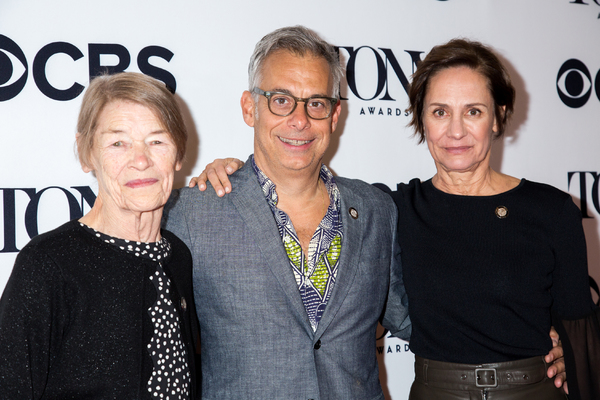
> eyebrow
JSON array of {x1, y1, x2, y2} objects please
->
[
  {"x1": 98, "y1": 129, "x2": 168, "y2": 135},
  {"x1": 427, "y1": 102, "x2": 489, "y2": 108}
]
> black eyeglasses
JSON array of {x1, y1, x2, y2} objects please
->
[{"x1": 253, "y1": 88, "x2": 338, "y2": 120}]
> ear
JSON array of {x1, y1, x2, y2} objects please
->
[
  {"x1": 175, "y1": 160, "x2": 183, "y2": 172},
  {"x1": 76, "y1": 132, "x2": 93, "y2": 173},
  {"x1": 241, "y1": 91, "x2": 256, "y2": 127},
  {"x1": 493, "y1": 105, "x2": 506, "y2": 133},
  {"x1": 330, "y1": 100, "x2": 342, "y2": 132}
]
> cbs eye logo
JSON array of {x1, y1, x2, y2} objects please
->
[
  {"x1": 0, "y1": 34, "x2": 176, "y2": 102},
  {"x1": 0, "y1": 35, "x2": 28, "y2": 101},
  {"x1": 556, "y1": 59, "x2": 600, "y2": 108}
]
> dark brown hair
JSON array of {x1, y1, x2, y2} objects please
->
[{"x1": 408, "y1": 38, "x2": 515, "y2": 143}]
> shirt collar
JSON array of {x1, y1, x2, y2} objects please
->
[{"x1": 250, "y1": 155, "x2": 340, "y2": 211}]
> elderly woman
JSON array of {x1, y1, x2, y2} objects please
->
[
  {"x1": 0, "y1": 72, "x2": 198, "y2": 399},
  {"x1": 191, "y1": 39, "x2": 600, "y2": 400}
]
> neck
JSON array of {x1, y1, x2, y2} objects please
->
[
  {"x1": 432, "y1": 166, "x2": 520, "y2": 196},
  {"x1": 79, "y1": 195, "x2": 163, "y2": 242},
  {"x1": 432, "y1": 165, "x2": 495, "y2": 196},
  {"x1": 255, "y1": 156, "x2": 324, "y2": 205}
]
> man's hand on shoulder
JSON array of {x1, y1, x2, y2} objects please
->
[{"x1": 188, "y1": 158, "x2": 244, "y2": 196}]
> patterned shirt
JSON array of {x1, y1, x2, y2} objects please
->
[{"x1": 252, "y1": 156, "x2": 343, "y2": 331}]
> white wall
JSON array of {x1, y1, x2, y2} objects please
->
[{"x1": 1, "y1": 1, "x2": 599, "y2": 398}]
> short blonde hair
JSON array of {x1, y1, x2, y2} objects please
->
[{"x1": 76, "y1": 72, "x2": 187, "y2": 168}]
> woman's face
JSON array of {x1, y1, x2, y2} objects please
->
[
  {"x1": 423, "y1": 66, "x2": 499, "y2": 175},
  {"x1": 83, "y1": 100, "x2": 182, "y2": 215}
]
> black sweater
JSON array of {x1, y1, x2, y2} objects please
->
[
  {"x1": 0, "y1": 220, "x2": 198, "y2": 399},
  {"x1": 390, "y1": 178, "x2": 599, "y2": 399}
]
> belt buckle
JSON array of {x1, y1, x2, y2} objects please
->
[{"x1": 475, "y1": 368, "x2": 498, "y2": 388}]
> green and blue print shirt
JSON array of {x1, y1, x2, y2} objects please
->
[{"x1": 252, "y1": 157, "x2": 343, "y2": 332}]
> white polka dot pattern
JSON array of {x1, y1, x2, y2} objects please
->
[{"x1": 147, "y1": 264, "x2": 191, "y2": 399}]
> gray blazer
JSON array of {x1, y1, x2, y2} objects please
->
[{"x1": 163, "y1": 158, "x2": 410, "y2": 400}]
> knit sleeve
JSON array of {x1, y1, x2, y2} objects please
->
[
  {"x1": 550, "y1": 196, "x2": 600, "y2": 400},
  {"x1": 0, "y1": 245, "x2": 69, "y2": 399},
  {"x1": 381, "y1": 193, "x2": 411, "y2": 341}
]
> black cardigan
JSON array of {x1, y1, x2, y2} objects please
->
[{"x1": 0, "y1": 220, "x2": 199, "y2": 399}]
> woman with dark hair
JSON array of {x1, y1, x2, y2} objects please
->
[
  {"x1": 0, "y1": 72, "x2": 198, "y2": 399},
  {"x1": 190, "y1": 38, "x2": 599, "y2": 400},
  {"x1": 392, "y1": 38, "x2": 599, "y2": 400}
]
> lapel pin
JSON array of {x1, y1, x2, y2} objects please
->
[{"x1": 495, "y1": 206, "x2": 508, "y2": 219}]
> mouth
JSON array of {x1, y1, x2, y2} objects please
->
[
  {"x1": 445, "y1": 146, "x2": 471, "y2": 154},
  {"x1": 279, "y1": 137, "x2": 313, "y2": 146},
  {"x1": 125, "y1": 178, "x2": 158, "y2": 188}
]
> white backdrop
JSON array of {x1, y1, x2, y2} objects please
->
[{"x1": 1, "y1": 1, "x2": 599, "y2": 398}]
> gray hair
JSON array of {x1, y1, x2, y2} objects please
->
[{"x1": 248, "y1": 26, "x2": 343, "y2": 99}]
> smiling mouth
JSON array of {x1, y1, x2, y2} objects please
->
[
  {"x1": 126, "y1": 178, "x2": 158, "y2": 188},
  {"x1": 279, "y1": 137, "x2": 312, "y2": 146}
]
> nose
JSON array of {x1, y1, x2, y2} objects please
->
[
  {"x1": 130, "y1": 142, "x2": 152, "y2": 170},
  {"x1": 287, "y1": 101, "x2": 311, "y2": 131},
  {"x1": 448, "y1": 114, "x2": 467, "y2": 139}
]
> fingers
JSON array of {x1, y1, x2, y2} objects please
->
[
  {"x1": 207, "y1": 166, "x2": 231, "y2": 197},
  {"x1": 188, "y1": 177, "x2": 198, "y2": 188},
  {"x1": 225, "y1": 158, "x2": 244, "y2": 174},
  {"x1": 549, "y1": 326, "x2": 559, "y2": 347},
  {"x1": 189, "y1": 158, "x2": 242, "y2": 196},
  {"x1": 563, "y1": 381, "x2": 569, "y2": 395},
  {"x1": 545, "y1": 341, "x2": 564, "y2": 366},
  {"x1": 190, "y1": 172, "x2": 208, "y2": 191},
  {"x1": 546, "y1": 356, "x2": 565, "y2": 377},
  {"x1": 553, "y1": 371, "x2": 566, "y2": 390}
]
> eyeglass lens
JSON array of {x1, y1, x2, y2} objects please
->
[{"x1": 269, "y1": 93, "x2": 332, "y2": 119}]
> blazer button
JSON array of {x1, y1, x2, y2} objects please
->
[
  {"x1": 180, "y1": 297, "x2": 187, "y2": 311},
  {"x1": 314, "y1": 340, "x2": 321, "y2": 350}
]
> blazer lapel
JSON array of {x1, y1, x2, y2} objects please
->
[
  {"x1": 314, "y1": 182, "x2": 364, "y2": 338},
  {"x1": 230, "y1": 161, "x2": 314, "y2": 336}
]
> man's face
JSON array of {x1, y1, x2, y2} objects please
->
[{"x1": 241, "y1": 50, "x2": 341, "y2": 179}]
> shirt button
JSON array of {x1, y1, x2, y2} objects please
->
[{"x1": 314, "y1": 340, "x2": 321, "y2": 350}]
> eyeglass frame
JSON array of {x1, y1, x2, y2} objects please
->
[{"x1": 252, "y1": 88, "x2": 338, "y2": 120}]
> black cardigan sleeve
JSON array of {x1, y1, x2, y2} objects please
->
[{"x1": 0, "y1": 245, "x2": 70, "y2": 399}]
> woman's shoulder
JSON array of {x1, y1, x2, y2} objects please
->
[
  {"x1": 21, "y1": 220, "x2": 86, "y2": 253},
  {"x1": 518, "y1": 179, "x2": 572, "y2": 204},
  {"x1": 395, "y1": 178, "x2": 427, "y2": 192},
  {"x1": 391, "y1": 178, "x2": 430, "y2": 201}
]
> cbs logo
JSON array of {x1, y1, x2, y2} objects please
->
[
  {"x1": 556, "y1": 59, "x2": 600, "y2": 108},
  {"x1": 0, "y1": 34, "x2": 176, "y2": 102}
]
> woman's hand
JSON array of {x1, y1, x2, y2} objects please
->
[
  {"x1": 188, "y1": 158, "x2": 244, "y2": 196},
  {"x1": 545, "y1": 326, "x2": 568, "y2": 394}
]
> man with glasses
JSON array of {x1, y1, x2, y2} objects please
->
[{"x1": 163, "y1": 26, "x2": 410, "y2": 399}]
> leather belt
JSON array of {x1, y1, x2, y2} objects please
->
[{"x1": 414, "y1": 356, "x2": 548, "y2": 391}]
